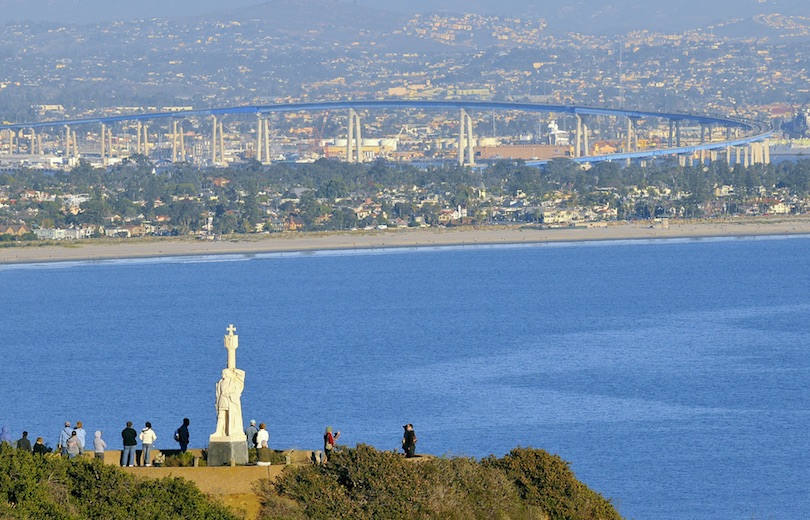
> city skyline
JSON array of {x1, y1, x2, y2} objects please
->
[{"x1": 1, "y1": 0, "x2": 807, "y2": 34}]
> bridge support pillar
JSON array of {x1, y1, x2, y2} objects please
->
[
  {"x1": 211, "y1": 115, "x2": 223, "y2": 165},
  {"x1": 256, "y1": 114, "x2": 263, "y2": 163},
  {"x1": 180, "y1": 121, "x2": 185, "y2": 162},
  {"x1": 255, "y1": 115, "x2": 270, "y2": 163},
  {"x1": 583, "y1": 122, "x2": 589, "y2": 156},
  {"x1": 346, "y1": 109, "x2": 363, "y2": 163},
  {"x1": 626, "y1": 117, "x2": 632, "y2": 152},
  {"x1": 143, "y1": 124, "x2": 149, "y2": 157},
  {"x1": 171, "y1": 120, "x2": 177, "y2": 162},
  {"x1": 575, "y1": 115, "x2": 581, "y2": 157},
  {"x1": 64, "y1": 125, "x2": 79, "y2": 159},
  {"x1": 458, "y1": 109, "x2": 475, "y2": 166},
  {"x1": 676, "y1": 120, "x2": 681, "y2": 147},
  {"x1": 172, "y1": 120, "x2": 184, "y2": 163},
  {"x1": 763, "y1": 139, "x2": 770, "y2": 164},
  {"x1": 136, "y1": 121, "x2": 149, "y2": 156},
  {"x1": 100, "y1": 124, "x2": 106, "y2": 163},
  {"x1": 264, "y1": 117, "x2": 271, "y2": 162}
]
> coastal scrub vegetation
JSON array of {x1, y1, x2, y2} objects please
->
[
  {"x1": 0, "y1": 444, "x2": 236, "y2": 519},
  {"x1": 255, "y1": 444, "x2": 621, "y2": 520}
]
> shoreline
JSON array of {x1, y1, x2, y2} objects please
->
[{"x1": 3, "y1": 217, "x2": 810, "y2": 265}]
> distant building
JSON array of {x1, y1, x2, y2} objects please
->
[
  {"x1": 0, "y1": 223, "x2": 30, "y2": 236},
  {"x1": 475, "y1": 144, "x2": 570, "y2": 161}
]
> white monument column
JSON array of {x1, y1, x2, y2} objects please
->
[{"x1": 208, "y1": 324, "x2": 249, "y2": 466}]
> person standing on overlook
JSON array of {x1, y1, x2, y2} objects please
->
[
  {"x1": 121, "y1": 421, "x2": 137, "y2": 467},
  {"x1": 245, "y1": 419, "x2": 258, "y2": 449},
  {"x1": 402, "y1": 423, "x2": 417, "y2": 458},
  {"x1": 16, "y1": 431, "x2": 32, "y2": 452},
  {"x1": 176, "y1": 418, "x2": 190, "y2": 453},
  {"x1": 93, "y1": 431, "x2": 106, "y2": 460},
  {"x1": 33, "y1": 437, "x2": 48, "y2": 455},
  {"x1": 323, "y1": 426, "x2": 340, "y2": 464},
  {"x1": 0, "y1": 426, "x2": 13, "y2": 445},
  {"x1": 73, "y1": 421, "x2": 86, "y2": 455},
  {"x1": 255, "y1": 423, "x2": 269, "y2": 449},
  {"x1": 58, "y1": 421, "x2": 72, "y2": 456},
  {"x1": 139, "y1": 422, "x2": 157, "y2": 466},
  {"x1": 66, "y1": 431, "x2": 81, "y2": 459}
]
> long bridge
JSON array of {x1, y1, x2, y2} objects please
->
[{"x1": 0, "y1": 100, "x2": 773, "y2": 168}]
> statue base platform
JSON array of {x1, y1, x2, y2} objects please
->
[{"x1": 207, "y1": 436, "x2": 248, "y2": 466}]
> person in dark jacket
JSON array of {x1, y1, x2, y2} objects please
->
[
  {"x1": 33, "y1": 437, "x2": 49, "y2": 455},
  {"x1": 121, "y1": 422, "x2": 138, "y2": 467},
  {"x1": 402, "y1": 423, "x2": 417, "y2": 458},
  {"x1": 16, "y1": 431, "x2": 32, "y2": 452},
  {"x1": 176, "y1": 418, "x2": 190, "y2": 453}
]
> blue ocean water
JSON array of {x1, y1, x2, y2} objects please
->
[{"x1": 2, "y1": 235, "x2": 810, "y2": 519}]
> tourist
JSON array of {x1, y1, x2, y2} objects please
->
[
  {"x1": 33, "y1": 437, "x2": 48, "y2": 455},
  {"x1": 58, "y1": 421, "x2": 72, "y2": 456},
  {"x1": 402, "y1": 423, "x2": 417, "y2": 458},
  {"x1": 16, "y1": 431, "x2": 32, "y2": 452},
  {"x1": 66, "y1": 431, "x2": 81, "y2": 459},
  {"x1": 121, "y1": 421, "x2": 137, "y2": 467},
  {"x1": 139, "y1": 422, "x2": 157, "y2": 466},
  {"x1": 175, "y1": 418, "x2": 190, "y2": 453},
  {"x1": 0, "y1": 426, "x2": 13, "y2": 445},
  {"x1": 256, "y1": 440, "x2": 273, "y2": 466},
  {"x1": 73, "y1": 421, "x2": 86, "y2": 455},
  {"x1": 323, "y1": 426, "x2": 340, "y2": 464},
  {"x1": 93, "y1": 431, "x2": 106, "y2": 460},
  {"x1": 255, "y1": 423, "x2": 269, "y2": 449},
  {"x1": 245, "y1": 419, "x2": 258, "y2": 449}
]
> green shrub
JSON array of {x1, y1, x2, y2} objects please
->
[
  {"x1": 0, "y1": 444, "x2": 235, "y2": 519},
  {"x1": 483, "y1": 447, "x2": 622, "y2": 520},
  {"x1": 256, "y1": 444, "x2": 621, "y2": 520},
  {"x1": 163, "y1": 451, "x2": 197, "y2": 467}
]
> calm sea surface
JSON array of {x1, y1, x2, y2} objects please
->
[{"x1": 2, "y1": 236, "x2": 810, "y2": 519}]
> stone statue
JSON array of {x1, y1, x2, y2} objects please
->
[
  {"x1": 213, "y1": 367, "x2": 245, "y2": 438},
  {"x1": 212, "y1": 324, "x2": 246, "y2": 440},
  {"x1": 208, "y1": 324, "x2": 248, "y2": 465}
]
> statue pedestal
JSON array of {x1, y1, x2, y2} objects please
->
[{"x1": 207, "y1": 435, "x2": 248, "y2": 466}]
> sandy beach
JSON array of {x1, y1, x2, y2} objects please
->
[{"x1": 3, "y1": 217, "x2": 810, "y2": 265}]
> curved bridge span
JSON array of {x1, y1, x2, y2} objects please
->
[{"x1": 0, "y1": 100, "x2": 772, "y2": 167}]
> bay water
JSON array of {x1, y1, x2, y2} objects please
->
[{"x1": 2, "y1": 235, "x2": 809, "y2": 519}]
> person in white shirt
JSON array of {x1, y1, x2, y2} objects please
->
[{"x1": 139, "y1": 422, "x2": 157, "y2": 466}]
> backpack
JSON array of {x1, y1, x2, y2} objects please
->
[
  {"x1": 174, "y1": 429, "x2": 181, "y2": 442},
  {"x1": 252, "y1": 431, "x2": 258, "y2": 446}
]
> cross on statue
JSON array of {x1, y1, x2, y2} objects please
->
[{"x1": 224, "y1": 324, "x2": 239, "y2": 370}]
